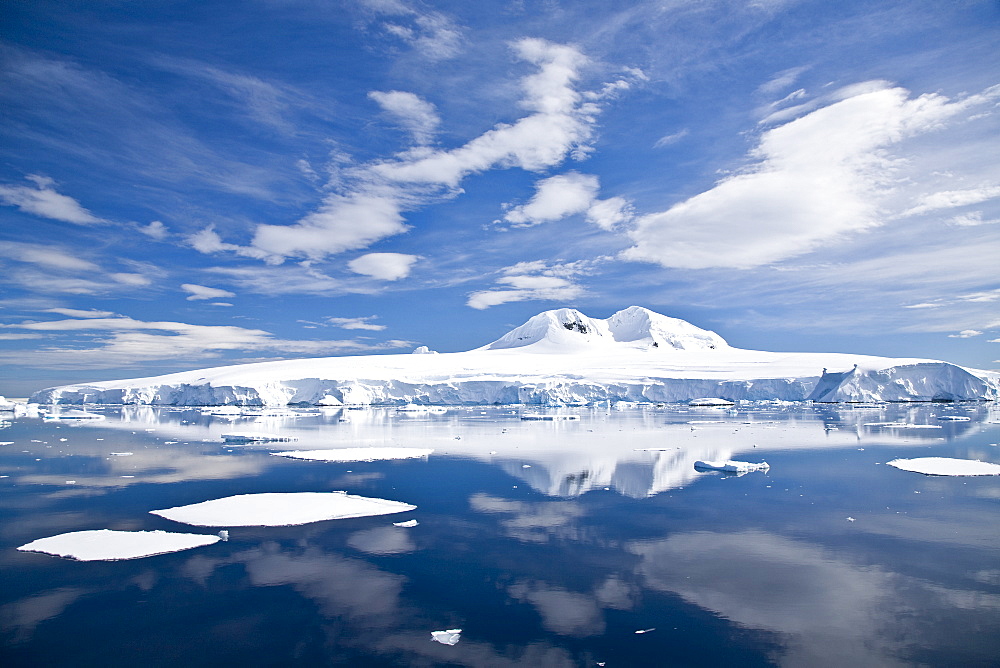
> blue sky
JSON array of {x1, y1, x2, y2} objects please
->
[{"x1": 1, "y1": 0, "x2": 999, "y2": 396}]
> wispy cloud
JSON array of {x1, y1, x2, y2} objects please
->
[
  {"x1": 0, "y1": 315, "x2": 411, "y2": 369},
  {"x1": 361, "y1": 0, "x2": 464, "y2": 60},
  {"x1": 624, "y1": 82, "x2": 1000, "y2": 270},
  {"x1": 467, "y1": 259, "x2": 597, "y2": 310},
  {"x1": 368, "y1": 91, "x2": 440, "y2": 145},
  {"x1": 181, "y1": 283, "x2": 236, "y2": 301},
  {"x1": 221, "y1": 39, "x2": 639, "y2": 264},
  {"x1": 326, "y1": 316, "x2": 386, "y2": 331},
  {"x1": 0, "y1": 175, "x2": 104, "y2": 224}
]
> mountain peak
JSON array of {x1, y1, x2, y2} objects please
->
[{"x1": 481, "y1": 306, "x2": 728, "y2": 352}]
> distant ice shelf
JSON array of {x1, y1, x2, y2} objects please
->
[{"x1": 28, "y1": 306, "x2": 1000, "y2": 407}]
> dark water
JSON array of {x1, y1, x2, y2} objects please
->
[{"x1": 2, "y1": 403, "x2": 999, "y2": 667}]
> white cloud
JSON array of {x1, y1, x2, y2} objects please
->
[
  {"x1": 948, "y1": 212, "x2": 1000, "y2": 227},
  {"x1": 181, "y1": 283, "x2": 237, "y2": 301},
  {"x1": 903, "y1": 185, "x2": 1000, "y2": 216},
  {"x1": 0, "y1": 332, "x2": 43, "y2": 340},
  {"x1": 369, "y1": 91, "x2": 440, "y2": 145},
  {"x1": 756, "y1": 65, "x2": 810, "y2": 96},
  {"x1": 501, "y1": 172, "x2": 632, "y2": 230},
  {"x1": 43, "y1": 308, "x2": 116, "y2": 318},
  {"x1": 653, "y1": 129, "x2": 689, "y2": 148},
  {"x1": 466, "y1": 260, "x2": 590, "y2": 310},
  {"x1": 206, "y1": 40, "x2": 636, "y2": 264},
  {"x1": 372, "y1": 39, "x2": 601, "y2": 188},
  {"x1": 110, "y1": 273, "x2": 152, "y2": 286},
  {"x1": 0, "y1": 315, "x2": 412, "y2": 369},
  {"x1": 140, "y1": 220, "x2": 169, "y2": 239},
  {"x1": 624, "y1": 82, "x2": 1000, "y2": 270},
  {"x1": 326, "y1": 316, "x2": 386, "y2": 331},
  {"x1": 362, "y1": 0, "x2": 464, "y2": 60},
  {"x1": 0, "y1": 175, "x2": 103, "y2": 224},
  {"x1": 0, "y1": 241, "x2": 99, "y2": 272},
  {"x1": 347, "y1": 252, "x2": 419, "y2": 281},
  {"x1": 250, "y1": 192, "x2": 409, "y2": 262},
  {"x1": 504, "y1": 172, "x2": 599, "y2": 226},
  {"x1": 948, "y1": 330, "x2": 982, "y2": 338},
  {"x1": 586, "y1": 196, "x2": 633, "y2": 230},
  {"x1": 205, "y1": 265, "x2": 352, "y2": 296}
]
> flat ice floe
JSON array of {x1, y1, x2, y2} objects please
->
[
  {"x1": 694, "y1": 460, "x2": 770, "y2": 473},
  {"x1": 886, "y1": 457, "x2": 1000, "y2": 476},
  {"x1": 270, "y1": 447, "x2": 434, "y2": 462},
  {"x1": 430, "y1": 629, "x2": 462, "y2": 645},
  {"x1": 151, "y1": 491, "x2": 417, "y2": 526},
  {"x1": 17, "y1": 529, "x2": 220, "y2": 561}
]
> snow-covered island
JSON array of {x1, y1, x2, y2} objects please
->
[{"x1": 29, "y1": 306, "x2": 1000, "y2": 406}]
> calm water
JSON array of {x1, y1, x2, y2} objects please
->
[{"x1": 2, "y1": 403, "x2": 999, "y2": 667}]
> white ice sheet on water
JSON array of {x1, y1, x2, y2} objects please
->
[
  {"x1": 886, "y1": 457, "x2": 1000, "y2": 476},
  {"x1": 17, "y1": 529, "x2": 220, "y2": 561},
  {"x1": 430, "y1": 629, "x2": 462, "y2": 645},
  {"x1": 270, "y1": 447, "x2": 434, "y2": 462},
  {"x1": 150, "y1": 491, "x2": 417, "y2": 526},
  {"x1": 694, "y1": 460, "x2": 770, "y2": 473}
]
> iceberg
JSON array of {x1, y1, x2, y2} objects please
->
[
  {"x1": 886, "y1": 457, "x2": 1000, "y2": 476},
  {"x1": 17, "y1": 529, "x2": 220, "y2": 561},
  {"x1": 28, "y1": 306, "x2": 999, "y2": 407},
  {"x1": 150, "y1": 491, "x2": 417, "y2": 526}
]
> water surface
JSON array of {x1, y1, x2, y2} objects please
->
[{"x1": 2, "y1": 403, "x2": 999, "y2": 666}]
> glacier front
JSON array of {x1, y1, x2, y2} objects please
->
[{"x1": 29, "y1": 306, "x2": 999, "y2": 406}]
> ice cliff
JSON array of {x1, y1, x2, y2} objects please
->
[{"x1": 30, "y1": 306, "x2": 999, "y2": 406}]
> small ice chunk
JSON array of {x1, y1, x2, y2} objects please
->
[
  {"x1": 17, "y1": 529, "x2": 220, "y2": 561},
  {"x1": 110, "y1": 452, "x2": 133, "y2": 456},
  {"x1": 635, "y1": 628, "x2": 656, "y2": 634},
  {"x1": 886, "y1": 457, "x2": 1000, "y2": 476},
  {"x1": 393, "y1": 519, "x2": 419, "y2": 527},
  {"x1": 271, "y1": 447, "x2": 433, "y2": 462},
  {"x1": 431, "y1": 629, "x2": 462, "y2": 645},
  {"x1": 150, "y1": 491, "x2": 417, "y2": 527},
  {"x1": 694, "y1": 460, "x2": 769, "y2": 473},
  {"x1": 218, "y1": 530, "x2": 229, "y2": 541}
]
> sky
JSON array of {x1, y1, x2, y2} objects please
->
[{"x1": 1, "y1": 0, "x2": 999, "y2": 396}]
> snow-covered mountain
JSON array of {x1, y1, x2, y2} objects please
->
[{"x1": 30, "y1": 306, "x2": 999, "y2": 406}]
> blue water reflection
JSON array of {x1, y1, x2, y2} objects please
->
[{"x1": 2, "y1": 403, "x2": 999, "y2": 666}]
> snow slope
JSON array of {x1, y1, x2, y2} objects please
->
[{"x1": 30, "y1": 306, "x2": 999, "y2": 406}]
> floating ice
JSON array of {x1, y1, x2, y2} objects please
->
[
  {"x1": 694, "y1": 460, "x2": 770, "y2": 473},
  {"x1": 17, "y1": 529, "x2": 220, "y2": 561},
  {"x1": 521, "y1": 414, "x2": 580, "y2": 421},
  {"x1": 689, "y1": 398, "x2": 735, "y2": 406},
  {"x1": 222, "y1": 432, "x2": 296, "y2": 443},
  {"x1": 886, "y1": 457, "x2": 1000, "y2": 476},
  {"x1": 430, "y1": 629, "x2": 462, "y2": 645},
  {"x1": 150, "y1": 491, "x2": 417, "y2": 527},
  {"x1": 393, "y1": 519, "x2": 419, "y2": 527},
  {"x1": 270, "y1": 447, "x2": 433, "y2": 462}
]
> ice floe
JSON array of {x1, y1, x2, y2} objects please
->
[
  {"x1": 886, "y1": 457, "x2": 1000, "y2": 476},
  {"x1": 694, "y1": 460, "x2": 770, "y2": 473},
  {"x1": 17, "y1": 529, "x2": 220, "y2": 561},
  {"x1": 689, "y1": 398, "x2": 735, "y2": 406},
  {"x1": 393, "y1": 519, "x2": 419, "y2": 527},
  {"x1": 150, "y1": 491, "x2": 417, "y2": 526},
  {"x1": 270, "y1": 447, "x2": 434, "y2": 462},
  {"x1": 430, "y1": 629, "x2": 462, "y2": 645},
  {"x1": 222, "y1": 432, "x2": 296, "y2": 443}
]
